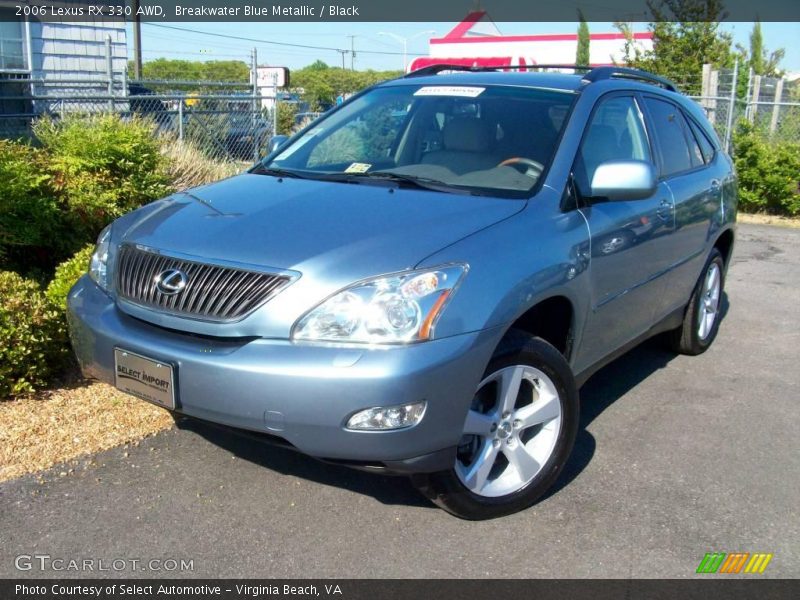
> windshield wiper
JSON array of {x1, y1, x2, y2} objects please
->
[
  {"x1": 318, "y1": 171, "x2": 464, "y2": 193},
  {"x1": 250, "y1": 164, "x2": 312, "y2": 179}
]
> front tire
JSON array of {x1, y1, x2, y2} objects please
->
[
  {"x1": 412, "y1": 331, "x2": 579, "y2": 520},
  {"x1": 668, "y1": 248, "x2": 725, "y2": 355}
]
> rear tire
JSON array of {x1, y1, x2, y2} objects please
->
[
  {"x1": 668, "y1": 248, "x2": 725, "y2": 356},
  {"x1": 412, "y1": 331, "x2": 579, "y2": 520}
]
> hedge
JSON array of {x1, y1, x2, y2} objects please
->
[
  {"x1": 0, "y1": 114, "x2": 241, "y2": 399},
  {"x1": 732, "y1": 121, "x2": 800, "y2": 216},
  {"x1": 0, "y1": 271, "x2": 71, "y2": 398},
  {"x1": 45, "y1": 245, "x2": 95, "y2": 309},
  {"x1": 1, "y1": 114, "x2": 171, "y2": 274}
]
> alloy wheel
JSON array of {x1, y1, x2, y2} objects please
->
[
  {"x1": 698, "y1": 262, "x2": 721, "y2": 340},
  {"x1": 455, "y1": 365, "x2": 562, "y2": 498}
]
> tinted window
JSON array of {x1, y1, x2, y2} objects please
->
[
  {"x1": 687, "y1": 118, "x2": 715, "y2": 164},
  {"x1": 643, "y1": 97, "x2": 693, "y2": 177},
  {"x1": 574, "y1": 96, "x2": 651, "y2": 194}
]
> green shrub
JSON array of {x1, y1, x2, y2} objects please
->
[
  {"x1": 0, "y1": 140, "x2": 59, "y2": 266},
  {"x1": 45, "y1": 245, "x2": 94, "y2": 309},
  {"x1": 733, "y1": 121, "x2": 800, "y2": 216},
  {"x1": 276, "y1": 101, "x2": 298, "y2": 136},
  {"x1": 0, "y1": 271, "x2": 71, "y2": 399},
  {"x1": 33, "y1": 114, "x2": 172, "y2": 249}
]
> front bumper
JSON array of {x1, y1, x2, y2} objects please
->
[{"x1": 67, "y1": 276, "x2": 501, "y2": 472}]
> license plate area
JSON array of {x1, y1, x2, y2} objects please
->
[{"x1": 114, "y1": 348, "x2": 175, "y2": 410}]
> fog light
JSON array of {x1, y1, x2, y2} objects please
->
[{"x1": 346, "y1": 401, "x2": 427, "y2": 431}]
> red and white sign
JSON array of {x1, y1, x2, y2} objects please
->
[{"x1": 408, "y1": 12, "x2": 653, "y2": 73}]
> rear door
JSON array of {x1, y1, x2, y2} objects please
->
[
  {"x1": 640, "y1": 95, "x2": 722, "y2": 317},
  {"x1": 573, "y1": 94, "x2": 676, "y2": 369}
]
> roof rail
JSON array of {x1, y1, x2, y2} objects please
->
[
  {"x1": 404, "y1": 64, "x2": 593, "y2": 78},
  {"x1": 581, "y1": 67, "x2": 678, "y2": 92},
  {"x1": 402, "y1": 63, "x2": 679, "y2": 92}
]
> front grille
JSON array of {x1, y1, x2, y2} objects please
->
[{"x1": 115, "y1": 245, "x2": 290, "y2": 322}]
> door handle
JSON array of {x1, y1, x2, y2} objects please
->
[{"x1": 656, "y1": 199, "x2": 672, "y2": 221}]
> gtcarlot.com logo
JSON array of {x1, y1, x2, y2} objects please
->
[
  {"x1": 696, "y1": 552, "x2": 773, "y2": 574},
  {"x1": 15, "y1": 554, "x2": 194, "y2": 573}
]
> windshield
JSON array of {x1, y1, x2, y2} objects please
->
[{"x1": 264, "y1": 83, "x2": 575, "y2": 198}]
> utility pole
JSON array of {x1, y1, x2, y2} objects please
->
[
  {"x1": 347, "y1": 35, "x2": 356, "y2": 70},
  {"x1": 378, "y1": 30, "x2": 435, "y2": 72},
  {"x1": 337, "y1": 49, "x2": 346, "y2": 70},
  {"x1": 251, "y1": 48, "x2": 259, "y2": 163},
  {"x1": 132, "y1": 0, "x2": 142, "y2": 79}
]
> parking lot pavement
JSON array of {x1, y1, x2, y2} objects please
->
[{"x1": 1, "y1": 223, "x2": 798, "y2": 579}]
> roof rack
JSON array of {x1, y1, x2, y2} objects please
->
[
  {"x1": 403, "y1": 63, "x2": 679, "y2": 92},
  {"x1": 581, "y1": 67, "x2": 678, "y2": 92},
  {"x1": 404, "y1": 64, "x2": 593, "y2": 78}
]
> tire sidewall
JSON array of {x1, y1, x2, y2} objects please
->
[
  {"x1": 689, "y1": 250, "x2": 726, "y2": 352},
  {"x1": 421, "y1": 335, "x2": 579, "y2": 519}
]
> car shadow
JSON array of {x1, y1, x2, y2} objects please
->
[
  {"x1": 543, "y1": 291, "x2": 730, "y2": 500},
  {"x1": 178, "y1": 294, "x2": 729, "y2": 510},
  {"x1": 176, "y1": 418, "x2": 431, "y2": 508}
]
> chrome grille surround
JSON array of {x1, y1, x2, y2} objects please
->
[{"x1": 115, "y1": 244, "x2": 291, "y2": 322}]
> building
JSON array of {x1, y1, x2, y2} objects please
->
[
  {"x1": 1, "y1": 9, "x2": 127, "y2": 134},
  {"x1": 409, "y1": 11, "x2": 653, "y2": 72}
]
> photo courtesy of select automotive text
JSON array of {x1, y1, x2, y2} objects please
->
[{"x1": 0, "y1": 0, "x2": 798, "y2": 596}]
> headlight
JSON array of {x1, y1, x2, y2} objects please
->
[
  {"x1": 292, "y1": 265, "x2": 466, "y2": 344},
  {"x1": 89, "y1": 225, "x2": 112, "y2": 290}
]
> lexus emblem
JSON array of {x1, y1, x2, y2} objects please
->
[{"x1": 155, "y1": 268, "x2": 188, "y2": 295}]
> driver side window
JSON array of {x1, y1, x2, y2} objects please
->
[{"x1": 575, "y1": 96, "x2": 651, "y2": 196}]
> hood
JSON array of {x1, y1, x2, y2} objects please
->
[{"x1": 120, "y1": 173, "x2": 524, "y2": 282}]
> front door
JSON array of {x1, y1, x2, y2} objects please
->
[{"x1": 573, "y1": 94, "x2": 676, "y2": 370}]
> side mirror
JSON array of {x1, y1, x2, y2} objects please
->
[
  {"x1": 268, "y1": 135, "x2": 289, "y2": 153},
  {"x1": 590, "y1": 160, "x2": 657, "y2": 201}
]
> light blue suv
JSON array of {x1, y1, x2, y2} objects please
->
[{"x1": 68, "y1": 66, "x2": 737, "y2": 519}]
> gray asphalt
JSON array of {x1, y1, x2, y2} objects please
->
[{"x1": 1, "y1": 223, "x2": 798, "y2": 579}]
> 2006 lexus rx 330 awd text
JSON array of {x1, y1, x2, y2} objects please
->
[{"x1": 68, "y1": 66, "x2": 737, "y2": 519}]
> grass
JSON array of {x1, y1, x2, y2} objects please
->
[{"x1": 160, "y1": 139, "x2": 245, "y2": 191}]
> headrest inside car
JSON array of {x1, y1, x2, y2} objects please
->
[{"x1": 443, "y1": 117, "x2": 492, "y2": 153}]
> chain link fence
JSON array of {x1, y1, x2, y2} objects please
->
[
  {"x1": 685, "y1": 63, "x2": 800, "y2": 149},
  {"x1": 0, "y1": 74, "x2": 281, "y2": 167}
]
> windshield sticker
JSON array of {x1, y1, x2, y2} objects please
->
[
  {"x1": 344, "y1": 162, "x2": 372, "y2": 174},
  {"x1": 414, "y1": 86, "x2": 485, "y2": 98}
]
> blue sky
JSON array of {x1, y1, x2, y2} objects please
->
[{"x1": 128, "y1": 21, "x2": 800, "y2": 73}]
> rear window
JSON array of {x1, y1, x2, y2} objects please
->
[
  {"x1": 686, "y1": 117, "x2": 716, "y2": 165},
  {"x1": 643, "y1": 97, "x2": 693, "y2": 177}
]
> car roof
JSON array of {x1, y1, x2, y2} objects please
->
[
  {"x1": 381, "y1": 70, "x2": 586, "y2": 92},
  {"x1": 379, "y1": 67, "x2": 686, "y2": 99}
]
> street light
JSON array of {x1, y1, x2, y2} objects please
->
[{"x1": 377, "y1": 30, "x2": 436, "y2": 71}]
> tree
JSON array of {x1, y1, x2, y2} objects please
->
[
  {"x1": 306, "y1": 60, "x2": 330, "y2": 71},
  {"x1": 129, "y1": 58, "x2": 249, "y2": 83},
  {"x1": 749, "y1": 21, "x2": 785, "y2": 77},
  {"x1": 616, "y1": 0, "x2": 733, "y2": 95},
  {"x1": 576, "y1": 14, "x2": 590, "y2": 66},
  {"x1": 291, "y1": 64, "x2": 402, "y2": 109}
]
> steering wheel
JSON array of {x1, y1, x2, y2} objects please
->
[{"x1": 498, "y1": 157, "x2": 544, "y2": 179}]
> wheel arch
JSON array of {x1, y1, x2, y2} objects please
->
[
  {"x1": 713, "y1": 227, "x2": 735, "y2": 270},
  {"x1": 500, "y1": 295, "x2": 576, "y2": 361}
]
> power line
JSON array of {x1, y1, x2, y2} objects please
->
[{"x1": 142, "y1": 23, "x2": 427, "y2": 57}]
